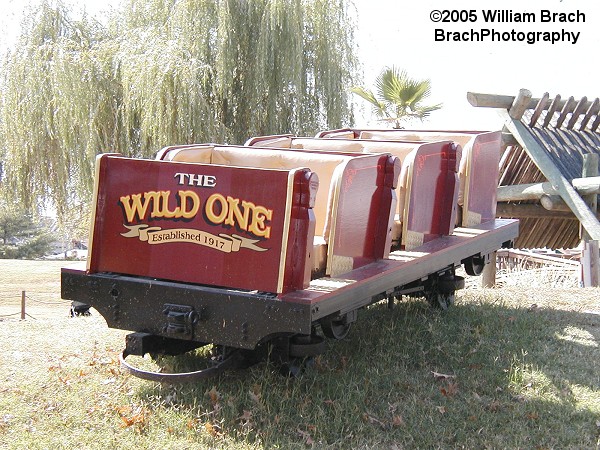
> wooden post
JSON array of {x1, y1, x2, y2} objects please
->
[
  {"x1": 580, "y1": 154, "x2": 599, "y2": 286},
  {"x1": 581, "y1": 155, "x2": 599, "y2": 214},
  {"x1": 496, "y1": 203, "x2": 580, "y2": 220},
  {"x1": 466, "y1": 91, "x2": 597, "y2": 121},
  {"x1": 482, "y1": 251, "x2": 497, "y2": 288},
  {"x1": 21, "y1": 291, "x2": 26, "y2": 320},
  {"x1": 592, "y1": 111, "x2": 600, "y2": 133},
  {"x1": 508, "y1": 89, "x2": 532, "y2": 120},
  {"x1": 582, "y1": 241, "x2": 599, "y2": 287}
]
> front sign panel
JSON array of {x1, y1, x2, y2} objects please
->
[{"x1": 88, "y1": 156, "x2": 291, "y2": 293}]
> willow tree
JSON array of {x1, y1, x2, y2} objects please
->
[
  {"x1": 0, "y1": 0, "x2": 357, "y2": 216},
  {"x1": 0, "y1": 1, "x2": 117, "y2": 214}
]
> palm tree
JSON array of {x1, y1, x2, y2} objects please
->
[{"x1": 351, "y1": 66, "x2": 442, "y2": 129}]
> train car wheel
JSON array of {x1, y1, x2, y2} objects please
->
[
  {"x1": 321, "y1": 317, "x2": 352, "y2": 340},
  {"x1": 464, "y1": 255, "x2": 486, "y2": 276},
  {"x1": 288, "y1": 334, "x2": 326, "y2": 358},
  {"x1": 430, "y1": 292, "x2": 455, "y2": 310},
  {"x1": 425, "y1": 273, "x2": 461, "y2": 310},
  {"x1": 442, "y1": 292, "x2": 455, "y2": 309}
]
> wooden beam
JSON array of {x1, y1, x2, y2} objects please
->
[
  {"x1": 582, "y1": 154, "x2": 599, "y2": 207},
  {"x1": 497, "y1": 176, "x2": 600, "y2": 201},
  {"x1": 496, "y1": 203, "x2": 578, "y2": 220},
  {"x1": 567, "y1": 96, "x2": 588, "y2": 130},
  {"x1": 496, "y1": 248, "x2": 582, "y2": 267},
  {"x1": 501, "y1": 110, "x2": 600, "y2": 240},
  {"x1": 467, "y1": 92, "x2": 526, "y2": 109},
  {"x1": 540, "y1": 194, "x2": 570, "y2": 211},
  {"x1": 579, "y1": 98, "x2": 600, "y2": 131},
  {"x1": 555, "y1": 96, "x2": 575, "y2": 128},
  {"x1": 508, "y1": 89, "x2": 532, "y2": 120},
  {"x1": 529, "y1": 93, "x2": 550, "y2": 127},
  {"x1": 581, "y1": 153, "x2": 599, "y2": 242},
  {"x1": 542, "y1": 94, "x2": 562, "y2": 128},
  {"x1": 591, "y1": 110, "x2": 600, "y2": 132},
  {"x1": 467, "y1": 91, "x2": 596, "y2": 113}
]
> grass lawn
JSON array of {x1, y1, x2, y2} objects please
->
[{"x1": 1, "y1": 259, "x2": 599, "y2": 449}]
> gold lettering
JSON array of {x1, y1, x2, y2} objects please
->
[
  {"x1": 120, "y1": 193, "x2": 152, "y2": 223},
  {"x1": 205, "y1": 195, "x2": 272, "y2": 238},
  {"x1": 247, "y1": 203, "x2": 273, "y2": 238},
  {"x1": 149, "y1": 191, "x2": 180, "y2": 218},
  {"x1": 179, "y1": 190, "x2": 200, "y2": 219},
  {"x1": 120, "y1": 189, "x2": 272, "y2": 239},
  {"x1": 224, "y1": 196, "x2": 250, "y2": 230},
  {"x1": 205, "y1": 193, "x2": 228, "y2": 224}
]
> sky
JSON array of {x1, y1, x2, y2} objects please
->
[{"x1": 1, "y1": 0, "x2": 598, "y2": 131}]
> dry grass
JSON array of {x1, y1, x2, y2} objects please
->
[
  {"x1": 0, "y1": 260, "x2": 83, "y2": 319},
  {"x1": 1, "y1": 259, "x2": 599, "y2": 449}
]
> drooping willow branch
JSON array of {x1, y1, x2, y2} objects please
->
[{"x1": 0, "y1": 0, "x2": 357, "y2": 216}]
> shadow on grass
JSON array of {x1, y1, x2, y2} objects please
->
[{"x1": 134, "y1": 291, "x2": 600, "y2": 449}]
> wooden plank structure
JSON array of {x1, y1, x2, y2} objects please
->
[
  {"x1": 496, "y1": 248, "x2": 582, "y2": 287},
  {"x1": 468, "y1": 89, "x2": 600, "y2": 286}
]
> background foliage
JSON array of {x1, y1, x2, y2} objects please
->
[
  {"x1": 0, "y1": 205, "x2": 53, "y2": 258},
  {"x1": 0, "y1": 0, "x2": 357, "y2": 217}
]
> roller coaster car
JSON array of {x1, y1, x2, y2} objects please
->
[{"x1": 61, "y1": 133, "x2": 518, "y2": 382}]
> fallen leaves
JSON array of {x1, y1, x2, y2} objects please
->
[
  {"x1": 187, "y1": 418, "x2": 200, "y2": 430},
  {"x1": 297, "y1": 425, "x2": 316, "y2": 445},
  {"x1": 57, "y1": 375, "x2": 71, "y2": 386},
  {"x1": 206, "y1": 386, "x2": 220, "y2": 406},
  {"x1": 431, "y1": 371, "x2": 455, "y2": 381},
  {"x1": 362, "y1": 409, "x2": 406, "y2": 430},
  {"x1": 238, "y1": 409, "x2": 253, "y2": 429},
  {"x1": 204, "y1": 421, "x2": 223, "y2": 438},
  {"x1": 440, "y1": 381, "x2": 459, "y2": 398},
  {"x1": 391, "y1": 415, "x2": 405, "y2": 427},
  {"x1": 362, "y1": 411, "x2": 386, "y2": 428},
  {"x1": 205, "y1": 386, "x2": 223, "y2": 415},
  {"x1": 116, "y1": 405, "x2": 149, "y2": 431},
  {"x1": 487, "y1": 400, "x2": 502, "y2": 412},
  {"x1": 433, "y1": 371, "x2": 459, "y2": 399},
  {"x1": 249, "y1": 384, "x2": 262, "y2": 406}
]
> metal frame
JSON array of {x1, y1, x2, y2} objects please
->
[{"x1": 62, "y1": 219, "x2": 518, "y2": 352}]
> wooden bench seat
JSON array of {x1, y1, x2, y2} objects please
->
[
  {"x1": 316, "y1": 128, "x2": 502, "y2": 228},
  {"x1": 244, "y1": 135, "x2": 459, "y2": 250},
  {"x1": 157, "y1": 144, "x2": 400, "y2": 276}
]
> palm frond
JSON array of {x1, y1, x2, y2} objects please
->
[
  {"x1": 354, "y1": 65, "x2": 442, "y2": 127},
  {"x1": 351, "y1": 86, "x2": 388, "y2": 119}
]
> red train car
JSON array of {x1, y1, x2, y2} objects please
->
[{"x1": 61, "y1": 132, "x2": 518, "y2": 381}]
